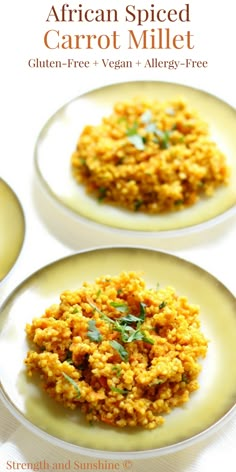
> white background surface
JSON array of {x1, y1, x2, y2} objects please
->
[{"x1": 0, "y1": 0, "x2": 235, "y2": 470}]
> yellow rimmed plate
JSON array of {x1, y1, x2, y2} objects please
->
[
  {"x1": 34, "y1": 81, "x2": 236, "y2": 235},
  {"x1": 0, "y1": 246, "x2": 235, "y2": 459},
  {"x1": 0, "y1": 178, "x2": 25, "y2": 283}
]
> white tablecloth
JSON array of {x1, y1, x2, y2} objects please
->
[
  {"x1": 0, "y1": 400, "x2": 235, "y2": 471},
  {"x1": 1, "y1": 0, "x2": 236, "y2": 468}
]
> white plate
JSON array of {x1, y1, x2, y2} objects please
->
[
  {"x1": 35, "y1": 81, "x2": 236, "y2": 235},
  {"x1": 0, "y1": 247, "x2": 235, "y2": 459},
  {"x1": 0, "y1": 178, "x2": 25, "y2": 283}
]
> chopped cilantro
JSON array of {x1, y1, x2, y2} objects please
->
[
  {"x1": 146, "y1": 122, "x2": 158, "y2": 134},
  {"x1": 62, "y1": 373, "x2": 81, "y2": 398},
  {"x1": 182, "y1": 373, "x2": 189, "y2": 383},
  {"x1": 127, "y1": 329, "x2": 154, "y2": 344},
  {"x1": 72, "y1": 306, "x2": 79, "y2": 314},
  {"x1": 150, "y1": 379, "x2": 164, "y2": 386},
  {"x1": 126, "y1": 122, "x2": 139, "y2": 136},
  {"x1": 126, "y1": 122, "x2": 145, "y2": 150},
  {"x1": 127, "y1": 134, "x2": 145, "y2": 151},
  {"x1": 111, "y1": 365, "x2": 122, "y2": 377},
  {"x1": 98, "y1": 187, "x2": 107, "y2": 202},
  {"x1": 110, "y1": 386, "x2": 129, "y2": 395},
  {"x1": 87, "y1": 320, "x2": 103, "y2": 342},
  {"x1": 161, "y1": 131, "x2": 171, "y2": 149},
  {"x1": 159, "y1": 301, "x2": 167, "y2": 309},
  {"x1": 117, "y1": 116, "x2": 128, "y2": 124},
  {"x1": 109, "y1": 340, "x2": 129, "y2": 362},
  {"x1": 110, "y1": 301, "x2": 129, "y2": 313},
  {"x1": 141, "y1": 110, "x2": 153, "y2": 123},
  {"x1": 139, "y1": 302, "x2": 146, "y2": 324},
  {"x1": 119, "y1": 314, "x2": 141, "y2": 324},
  {"x1": 134, "y1": 199, "x2": 143, "y2": 211},
  {"x1": 89, "y1": 302, "x2": 106, "y2": 318}
]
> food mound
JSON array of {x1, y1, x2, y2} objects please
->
[
  {"x1": 71, "y1": 98, "x2": 229, "y2": 213},
  {"x1": 25, "y1": 272, "x2": 208, "y2": 429}
]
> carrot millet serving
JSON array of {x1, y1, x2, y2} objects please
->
[
  {"x1": 25, "y1": 271, "x2": 208, "y2": 429},
  {"x1": 71, "y1": 98, "x2": 230, "y2": 213}
]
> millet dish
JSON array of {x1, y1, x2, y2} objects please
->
[
  {"x1": 25, "y1": 271, "x2": 208, "y2": 429},
  {"x1": 71, "y1": 98, "x2": 229, "y2": 213}
]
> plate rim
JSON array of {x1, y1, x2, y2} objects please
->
[
  {"x1": 34, "y1": 79, "x2": 236, "y2": 238},
  {"x1": 0, "y1": 245, "x2": 235, "y2": 459},
  {"x1": 0, "y1": 177, "x2": 26, "y2": 286}
]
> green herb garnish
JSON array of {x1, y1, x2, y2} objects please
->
[
  {"x1": 134, "y1": 199, "x2": 143, "y2": 211},
  {"x1": 98, "y1": 187, "x2": 107, "y2": 202},
  {"x1": 118, "y1": 314, "x2": 141, "y2": 324},
  {"x1": 126, "y1": 121, "x2": 139, "y2": 136},
  {"x1": 142, "y1": 110, "x2": 174, "y2": 149},
  {"x1": 117, "y1": 116, "x2": 128, "y2": 124},
  {"x1": 62, "y1": 373, "x2": 81, "y2": 397},
  {"x1": 109, "y1": 340, "x2": 129, "y2": 362},
  {"x1": 182, "y1": 373, "x2": 189, "y2": 383},
  {"x1": 126, "y1": 328, "x2": 154, "y2": 344},
  {"x1": 110, "y1": 301, "x2": 129, "y2": 313},
  {"x1": 87, "y1": 320, "x2": 103, "y2": 342},
  {"x1": 110, "y1": 386, "x2": 129, "y2": 395},
  {"x1": 89, "y1": 302, "x2": 107, "y2": 318},
  {"x1": 159, "y1": 301, "x2": 167, "y2": 309},
  {"x1": 141, "y1": 110, "x2": 153, "y2": 123},
  {"x1": 72, "y1": 306, "x2": 79, "y2": 314},
  {"x1": 111, "y1": 365, "x2": 122, "y2": 377},
  {"x1": 113, "y1": 322, "x2": 132, "y2": 342},
  {"x1": 65, "y1": 350, "x2": 73, "y2": 365},
  {"x1": 127, "y1": 134, "x2": 145, "y2": 151},
  {"x1": 161, "y1": 130, "x2": 171, "y2": 149},
  {"x1": 126, "y1": 122, "x2": 145, "y2": 150},
  {"x1": 139, "y1": 302, "x2": 146, "y2": 324},
  {"x1": 150, "y1": 379, "x2": 164, "y2": 386}
]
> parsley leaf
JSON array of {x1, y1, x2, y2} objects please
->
[
  {"x1": 141, "y1": 110, "x2": 153, "y2": 123},
  {"x1": 89, "y1": 302, "x2": 109, "y2": 319},
  {"x1": 87, "y1": 320, "x2": 103, "y2": 342},
  {"x1": 127, "y1": 134, "x2": 145, "y2": 151},
  {"x1": 119, "y1": 314, "x2": 141, "y2": 324},
  {"x1": 89, "y1": 301, "x2": 114, "y2": 324},
  {"x1": 110, "y1": 386, "x2": 129, "y2": 395},
  {"x1": 62, "y1": 373, "x2": 81, "y2": 398},
  {"x1": 110, "y1": 302, "x2": 129, "y2": 313},
  {"x1": 72, "y1": 306, "x2": 79, "y2": 314},
  {"x1": 134, "y1": 199, "x2": 143, "y2": 211},
  {"x1": 111, "y1": 365, "x2": 122, "y2": 377},
  {"x1": 139, "y1": 302, "x2": 146, "y2": 324},
  {"x1": 126, "y1": 122, "x2": 139, "y2": 136},
  {"x1": 182, "y1": 373, "x2": 189, "y2": 383},
  {"x1": 109, "y1": 340, "x2": 129, "y2": 362},
  {"x1": 159, "y1": 301, "x2": 167, "y2": 309},
  {"x1": 98, "y1": 187, "x2": 107, "y2": 202}
]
